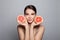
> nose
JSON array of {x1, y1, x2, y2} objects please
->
[
  {"x1": 28, "y1": 16, "x2": 31, "y2": 19},
  {"x1": 28, "y1": 15, "x2": 31, "y2": 19}
]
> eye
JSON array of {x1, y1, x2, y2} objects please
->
[
  {"x1": 31, "y1": 13, "x2": 35, "y2": 15},
  {"x1": 25, "y1": 13, "x2": 29, "y2": 15}
]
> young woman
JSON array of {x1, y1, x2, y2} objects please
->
[{"x1": 17, "y1": 5, "x2": 45, "y2": 40}]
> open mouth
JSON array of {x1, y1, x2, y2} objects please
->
[{"x1": 28, "y1": 19, "x2": 32, "y2": 21}]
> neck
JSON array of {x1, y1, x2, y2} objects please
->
[{"x1": 28, "y1": 22, "x2": 31, "y2": 27}]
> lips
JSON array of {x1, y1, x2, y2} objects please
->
[
  {"x1": 28, "y1": 20, "x2": 32, "y2": 21},
  {"x1": 28, "y1": 19, "x2": 32, "y2": 21}
]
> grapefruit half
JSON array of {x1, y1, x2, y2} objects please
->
[
  {"x1": 17, "y1": 15, "x2": 26, "y2": 24},
  {"x1": 34, "y1": 16, "x2": 43, "y2": 24}
]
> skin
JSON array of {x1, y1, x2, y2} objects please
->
[{"x1": 17, "y1": 8, "x2": 45, "y2": 40}]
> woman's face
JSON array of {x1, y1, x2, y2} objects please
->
[{"x1": 24, "y1": 9, "x2": 36, "y2": 24}]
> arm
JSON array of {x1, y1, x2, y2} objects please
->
[
  {"x1": 17, "y1": 17, "x2": 29, "y2": 40},
  {"x1": 34, "y1": 25, "x2": 45, "y2": 40},
  {"x1": 25, "y1": 26, "x2": 29, "y2": 40},
  {"x1": 17, "y1": 25, "x2": 24, "y2": 40},
  {"x1": 30, "y1": 26, "x2": 34, "y2": 40},
  {"x1": 17, "y1": 25, "x2": 30, "y2": 40}
]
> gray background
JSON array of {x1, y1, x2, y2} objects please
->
[{"x1": 0, "y1": 0, "x2": 60, "y2": 40}]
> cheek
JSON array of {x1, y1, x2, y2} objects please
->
[
  {"x1": 25, "y1": 16, "x2": 29, "y2": 20},
  {"x1": 31, "y1": 16, "x2": 35, "y2": 20}
]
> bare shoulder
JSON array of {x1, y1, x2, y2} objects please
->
[
  {"x1": 38, "y1": 24, "x2": 45, "y2": 31},
  {"x1": 17, "y1": 25, "x2": 25, "y2": 40},
  {"x1": 17, "y1": 24, "x2": 25, "y2": 32},
  {"x1": 17, "y1": 24, "x2": 25, "y2": 29},
  {"x1": 40, "y1": 25, "x2": 45, "y2": 29}
]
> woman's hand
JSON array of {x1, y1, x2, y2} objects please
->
[
  {"x1": 31, "y1": 16, "x2": 43, "y2": 28},
  {"x1": 19, "y1": 19, "x2": 29, "y2": 28},
  {"x1": 17, "y1": 15, "x2": 29, "y2": 29},
  {"x1": 31, "y1": 21, "x2": 41, "y2": 28}
]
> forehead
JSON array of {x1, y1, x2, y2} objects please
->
[{"x1": 25, "y1": 9, "x2": 35, "y2": 13}]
